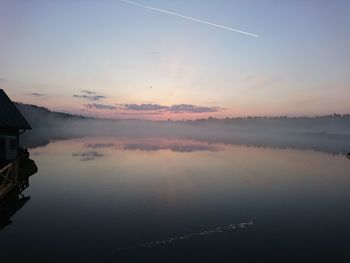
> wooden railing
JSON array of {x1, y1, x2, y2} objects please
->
[{"x1": 0, "y1": 162, "x2": 17, "y2": 198}]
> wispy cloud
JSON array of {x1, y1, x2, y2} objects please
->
[
  {"x1": 73, "y1": 90, "x2": 106, "y2": 101},
  {"x1": 84, "y1": 103, "x2": 117, "y2": 110},
  {"x1": 118, "y1": 103, "x2": 222, "y2": 113},
  {"x1": 169, "y1": 104, "x2": 221, "y2": 113},
  {"x1": 120, "y1": 0, "x2": 259, "y2": 37},
  {"x1": 29, "y1": 92, "x2": 45, "y2": 97},
  {"x1": 74, "y1": 94, "x2": 106, "y2": 101},
  {"x1": 81, "y1": 90, "x2": 97, "y2": 95},
  {"x1": 244, "y1": 75, "x2": 255, "y2": 81},
  {"x1": 118, "y1": 111, "x2": 164, "y2": 116},
  {"x1": 119, "y1": 104, "x2": 168, "y2": 111}
]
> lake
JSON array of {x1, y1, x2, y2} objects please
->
[{"x1": 1, "y1": 136, "x2": 350, "y2": 262}]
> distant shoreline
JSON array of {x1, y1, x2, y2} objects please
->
[
  {"x1": 14, "y1": 102, "x2": 350, "y2": 122},
  {"x1": 14, "y1": 102, "x2": 350, "y2": 155}
]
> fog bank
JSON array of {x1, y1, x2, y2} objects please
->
[{"x1": 16, "y1": 103, "x2": 350, "y2": 154}]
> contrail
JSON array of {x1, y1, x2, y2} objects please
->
[{"x1": 120, "y1": 0, "x2": 259, "y2": 37}]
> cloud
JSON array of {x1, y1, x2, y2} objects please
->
[
  {"x1": 84, "y1": 103, "x2": 117, "y2": 110},
  {"x1": 81, "y1": 90, "x2": 97, "y2": 95},
  {"x1": 244, "y1": 75, "x2": 255, "y2": 81},
  {"x1": 118, "y1": 103, "x2": 168, "y2": 111},
  {"x1": 118, "y1": 103, "x2": 222, "y2": 113},
  {"x1": 118, "y1": 111, "x2": 164, "y2": 116},
  {"x1": 149, "y1": 51, "x2": 159, "y2": 55},
  {"x1": 120, "y1": 0, "x2": 258, "y2": 37},
  {"x1": 169, "y1": 104, "x2": 220, "y2": 113},
  {"x1": 73, "y1": 90, "x2": 106, "y2": 101},
  {"x1": 74, "y1": 94, "x2": 106, "y2": 101},
  {"x1": 29, "y1": 92, "x2": 44, "y2": 97},
  {"x1": 244, "y1": 74, "x2": 271, "y2": 88},
  {"x1": 0, "y1": 77, "x2": 4, "y2": 82}
]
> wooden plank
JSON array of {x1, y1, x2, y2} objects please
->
[
  {"x1": 0, "y1": 162, "x2": 17, "y2": 200},
  {"x1": 0, "y1": 163, "x2": 13, "y2": 174},
  {"x1": 0, "y1": 163, "x2": 13, "y2": 183}
]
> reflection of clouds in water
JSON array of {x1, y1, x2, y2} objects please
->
[
  {"x1": 122, "y1": 143, "x2": 218, "y2": 152},
  {"x1": 82, "y1": 138, "x2": 220, "y2": 153},
  {"x1": 72, "y1": 151, "x2": 104, "y2": 161},
  {"x1": 83, "y1": 143, "x2": 116, "y2": 149}
]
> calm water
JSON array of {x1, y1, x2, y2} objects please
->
[{"x1": 1, "y1": 137, "x2": 350, "y2": 262}]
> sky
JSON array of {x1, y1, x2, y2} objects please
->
[{"x1": 0, "y1": 0, "x2": 349, "y2": 120}]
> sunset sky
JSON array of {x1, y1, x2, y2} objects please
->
[{"x1": 1, "y1": 0, "x2": 349, "y2": 119}]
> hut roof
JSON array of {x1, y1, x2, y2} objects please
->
[{"x1": 0, "y1": 89, "x2": 31, "y2": 130}]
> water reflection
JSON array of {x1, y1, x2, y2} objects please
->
[
  {"x1": 0, "y1": 189, "x2": 31, "y2": 230},
  {"x1": 0, "y1": 157, "x2": 37, "y2": 232},
  {"x1": 121, "y1": 142, "x2": 217, "y2": 152},
  {"x1": 83, "y1": 143, "x2": 116, "y2": 149},
  {"x1": 72, "y1": 151, "x2": 104, "y2": 161},
  {"x1": 33, "y1": 137, "x2": 350, "y2": 164},
  {"x1": 21, "y1": 128, "x2": 350, "y2": 155},
  {"x1": 83, "y1": 138, "x2": 219, "y2": 153},
  {"x1": 2, "y1": 137, "x2": 350, "y2": 262},
  {"x1": 70, "y1": 138, "x2": 219, "y2": 161}
]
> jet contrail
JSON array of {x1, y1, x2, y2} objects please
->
[{"x1": 120, "y1": 0, "x2": 259, "y2": 37}]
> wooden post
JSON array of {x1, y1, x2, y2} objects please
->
[{"x1": 13, "y1": 159, "x2": 19, "y2": 184}]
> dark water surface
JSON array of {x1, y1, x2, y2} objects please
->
[{"x1": 1, "y1": 137, "x2": 350, "y2": 262}]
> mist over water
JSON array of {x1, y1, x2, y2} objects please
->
[{"x1": 19, "y1": 110, "x2": 350, "y2": 155}]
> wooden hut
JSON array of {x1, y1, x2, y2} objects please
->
[
  {"x1": 0, "y1": 89, "x2": 31, "y2": 162},
  {"x1": 0, "y1": 89, "x2": 31, "y2": 198}
]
